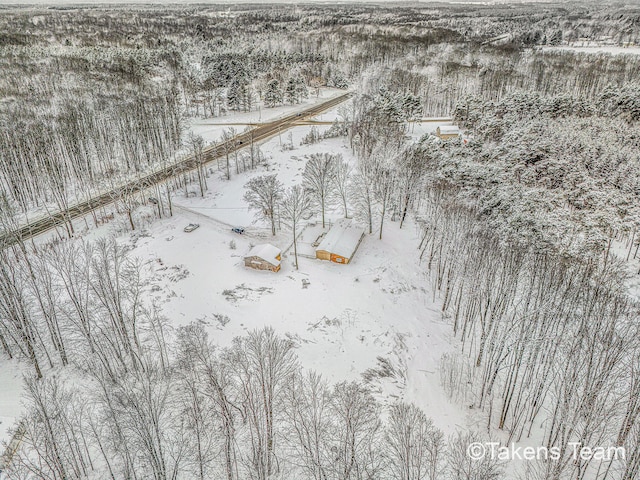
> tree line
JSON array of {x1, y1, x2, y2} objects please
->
[
  {"x1": 0, "y1": 90, "x2": 182, "y2": 224},
  {"x1": 5, "y1": 2, "x2": 640, "y2": 228},
  {"x1": 0, "y1": 232, "x2": 499, "y2": 480},
  {"x1": 279, "y1": 86, "x2": 640, "y2": 480},
  {"x1": 407, "y1": 93, "x2": 640, "y2": 479}
]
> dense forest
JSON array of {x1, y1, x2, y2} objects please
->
[{"x1": 3, "y1": 2, "x2": 640, "y2": 222}]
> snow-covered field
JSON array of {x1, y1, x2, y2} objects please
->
[
  {"x1": 130, "y1": 118, "x2": 467, "y2": 434},
  {"x1": 0, "y1": 106, "x2": 469, "y2": 453}
]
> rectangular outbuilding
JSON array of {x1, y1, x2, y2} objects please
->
[
  {"x1": 315, "y1": 219, "x2": 364, "y2": 264},
  {"x1": 244, "y1": 244, "x2": 282, "y2": 272},
  {"x1": 435, "y1": 125, "x2": 461, "y2": 140}
]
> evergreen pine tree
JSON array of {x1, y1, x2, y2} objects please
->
[
  {"x1": 285, "y1": 76, "x2": 298, "y2": 104},
  {"x1": 264, "y1": 79, "x2": 283, "y2": 108},
  {"x1": 295, "y1": 75, "x2": 308, "y2": 102}
]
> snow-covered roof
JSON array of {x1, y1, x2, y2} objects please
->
[
  {"x1": 245, "y1": 244, "x2": 281, "y2": 266},
  {"x1": 437, "y1": 125, "x2": 461, "y2": 135},
  {"x1": 316, "y1": 219, "x2": 364, "y2": 259}
]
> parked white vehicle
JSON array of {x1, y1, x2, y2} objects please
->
[{"x1": 183, "y1": 223, "x2": 200, "y2": 233}]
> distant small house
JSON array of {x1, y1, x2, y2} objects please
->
[
  {"x1": 244, "y1": 244, "x2": 281, "y2": 272},
  {"x1": 435, "y1": 125, "x2": 461, "y2": 140},
  {"x1": 316, "y1": 219, "x2": 365, "y2": 264}
]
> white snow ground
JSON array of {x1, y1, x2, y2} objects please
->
[
  {"x1": 0, "y1": 106, "x2": 468, "y2": 453},
  {"x1": 187, "y1": 87, "x2": 346, "y2": 145},
  {"x1": 10, "y1": 87, "x2": 346, "y2": 232},
  {"x1": 129, "y1": 119, "x2": 467, "y2": 434},
  {"x1": 0, "y1": 360, "x2": 24, "y2": 451},
  {"x1": 3, "y1": 98, "x2": 632, "y2": 476}
]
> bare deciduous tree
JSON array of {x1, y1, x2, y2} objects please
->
[
  {"x1": 187, "y1": 133, "x2": 208, "y2": 197},
  {"x1": 280, "y1": 185, "x2": 312, "y2": 270},
  {"x1": 372, "y1": 156, "x2": 396, "y2": 240},
  {"x1": 303, "y1": 153, "x2": 336, "y2": 228},
  {"x1": 329, "y1": 381, "x2": 382, "y2": 480},
  {"x1": 244, "y1": 175, "x2": 284, "y2": 236},
  {"x1": 396, "y1": 144, "x2": 427, "y2": 229},
  {"x1": 284, "y1": 371, "x2": 332, "y2": 480},
  {"x1": 350, "y1": 166, "x2": 376, "y2": 235},
  {"x1": 331, "y1": 157, "x2": 352, "y2": 219},
  {"x1": 226, "y1": 328, "x2": 298, "y2": 480},
  {"x1": 447, "y1": 431, "x2": 504, "y2": 480},
  {"x1": 385, "y1": 402, "x2": 445, "y2": 480}
]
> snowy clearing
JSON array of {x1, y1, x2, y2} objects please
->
[
  {"x1": 0, "y1": 110, "x2": 464, "y2": 450},
  {"x1": 127, "y1": 120, "x2": 467, "y2": 434}
]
